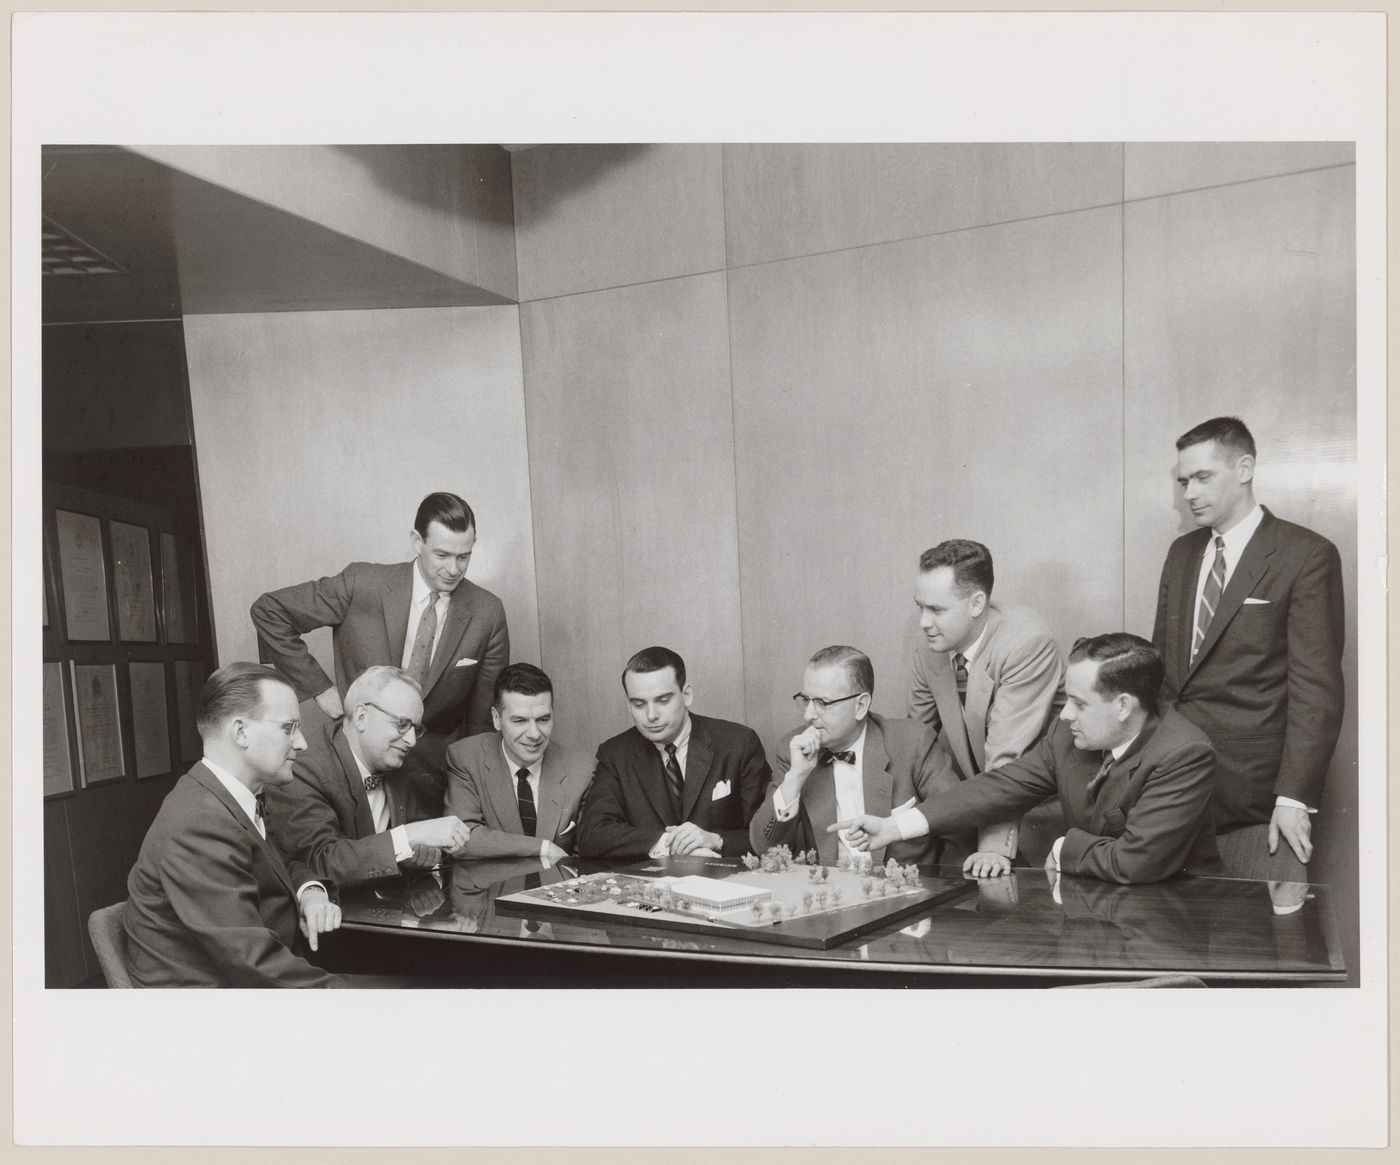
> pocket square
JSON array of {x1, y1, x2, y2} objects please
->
[
  {"x1": 454, "y1": 657, "x2": 478, "y2": 668},
  {"x1": 559, "y1": 820, "x2": 576, "y2": 835},
  {"x1": 711, "y1": 780, "x2": 731, "y2": 801},
  {"x1": 1243, "y1": 597, "x2": 1271, "y2": 606}
]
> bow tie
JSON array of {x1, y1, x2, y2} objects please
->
[
  {"x1": 363, "y1": 773, "x2": 382, "y2": 792},
  {"x1": 819, "y1": 748, "x2": 856, "y2": 767}
]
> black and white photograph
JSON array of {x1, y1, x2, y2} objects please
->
[{"x1": 11, "y1": 10, "x2": 1388, "y2": 1151}]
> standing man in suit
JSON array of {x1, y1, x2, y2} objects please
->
[
  {"x1": 265, "y1": 665, "x2": 471, "y2": 887},
  {"x1": 577, "y1": 646, "x2": 769, "y2": 861},
  {"x1": 909, "y1": 539, "x2": 1065, "y2": 874},
  {"x1": 445, "y1": 663, "x2": 594, "y2": 860},
  {"x1": 749, "y1": 645, "x2": 952, "y2": 867},
  {"x1": 1153, "y1": 417, "x2": 1344, "y2": 877},
  {"x1": 835, "y1": 634, "x2": 1222, "y2": 885},
  {"x1": 251, "y1": 492, "x2": 509, "y2": 808},
  {"x1": 123, "y1": 663, "x2": 346, "y2": 987}
]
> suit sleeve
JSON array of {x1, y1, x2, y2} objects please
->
[
  {"x1": 576, "y1": 748, "x2": 661, "y2": 860},
  {"x1": 714, "y1": 728, "x2": 771, "y2": 858},
  {"x1": 250, "y1": 564, "x2": 357, "y2": 701},
  {"x1": 1059, "y1": 737, "x2": 1216, "y2": 884},
  {"x1": 269, "y1": 771, "x2": 400, "y2": 887},
  {"x1": 463, "y1": 604, "x2": 510, "y2": 739},
  {"x1": 446, "y1": 745, "x2": 542, "y2": 859},
  {"x1": 983, "y1": 630, "x2": 1064, "y2": 771},
  {"x1": 748, "y1": 738, "x2": 808, "y2": 858},
  {"x1": 917, "y1": 731, "x2": 1060, "y2": 838},
  {"x1": 1275, "y1": 538, "x2": 1346, "y2": 807},
  {"x1": 158, "y1": 811, "x2": 342, "y2": 987}
]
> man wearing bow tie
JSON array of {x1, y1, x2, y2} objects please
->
[
  {"x1": 835, "y1": 635, "x2": 1221, "y2": 884},
  {"x1": 748, "y1": 645, "x2": 952, "y2": 866},
  {"x1": 266, "y1": 665, "x2": 470, "y2": 887},
  {"x1": 577, "y1": 646, "x2": 770, "y2": 861},
  {"x1": 251, "y1": 492, "x2": 509, "y2": 809},
  {"x1": 444, "y1": 663, "x2": 594, "y2": 860},
  {"x1": 123, "y1": 663, "x2": 346, "y2": 986}
]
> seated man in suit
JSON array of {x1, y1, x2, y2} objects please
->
[
  {"x1": 834, "y1": 634, "x2": 1222, "y2": 885},
  {"x1": 123, "y1": 663, "x2": 346, "y2": 987},
  {"x1": 444, "y1": 662, "x2": 594, "y2": 860},
  {"x1": 577, "y1": 646, "x2": 769, "y2": 861},
  {"x1": 266, "y1": 665, "x2": 471, "y2": 887},
  {"x1": 749, "y1": 645, "x2": 951, "y2": 866},
  {"x1": 909, "y1": 539, "x2": 1065, "y2": 873},
  {"x1": 250, "y1": 491, "x2": 509, "y2": 808}
]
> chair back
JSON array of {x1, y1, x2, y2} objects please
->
[{"x1": 87, "y1": 901, "x2": 134, "y2": 988}]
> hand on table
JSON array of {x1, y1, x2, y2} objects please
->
[
  {"x1": 298, "y1": 886, "x2": 342, "y2": 952},
  {"x1": 402, "y1": 844, "x2": 442, "y2": 871},
  {"x1": 668, "y1": 822, "x2": 721, "y2": 856},
  {"x1": 962, "y1": 851, "x2": 1013, "y2": 879},
  {"x1": 1269, "y1": 804, "x2": 1313, "y2": 864}
]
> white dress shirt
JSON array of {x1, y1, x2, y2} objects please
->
[
  {"x1": 347, "y1": 745, "x2": 413, "y2": 862},
  {"x1": 650, "y1": 713, "x2": 692, "y2": 775},
  {"x1": 202, "y1": 756, "x2": 324, "y2": 901},
  {"x1": 1192, "y1": 503, "x2": 1310, "y2": 813},
  {"x1": 400, "y1": 563, "x2": 450, "y2": 671},
  {"x1": 774, "y1": 724, "x2": 868, "y2": 858},
  {"x1": 502, "y1": 742, "x2": 553, "y2": 859}
]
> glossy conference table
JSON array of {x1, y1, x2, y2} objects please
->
[{"x1": 326, "y1": 854, "x2": 1346, "y2": 988}]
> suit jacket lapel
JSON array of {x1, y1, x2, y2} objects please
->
[
  {"x1": 860, "y1": 719, "x2": 894, "y2": 817},
  {"x1": 1188, "y1": 511, "x2": 1276, "y2": 678},
  {"x1": 680, "y1": 718, "x2": 713, "y2": 820},
  {"x1": 933, "y1": 653, "x2": 976, "y2": 777},
  {"x1": 802, "y1": 762, "x2": 837, "y2": 859},
  {"x1": 191, "y1": 763, "x2": 297, "y2": 897},
  {"x1": 964, "y1": 608, "x2": 1002, "y2": 772},
  {"x1": 632, "y1": 732, "x2": 677, "y2": 825},
  {"x1": 382, "y1": 562, "x2": 414, "y2": 665},
  {"x1": 1174, "y1": 528, "x2": 1210, "y2": 676},
  {"x1": 485, "y1": 740, "x2": 526, "y2": 835},
  {"x1": 1094, "y1": 714, "x2": 1158, "y2": 818},
  {"x1": 424, "y1": 586, "x2": 475, "y2": 695},
  {"x1": 535, "y1": 748, "x2": 567, "y2": 840},
  {"x1": 333, "y1": 729, "x2": 376, "y2": 837}
]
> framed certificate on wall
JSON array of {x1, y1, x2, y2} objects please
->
[
  {"x1": 161, "y1": 532, "x2": 198, "y2": 644},
  {"x1": 43, "y1": 662, "x2": 74, "y2": 796},
  {"x1": 128, "y1": 661, "x2": 172, "y2": 779},
  {"x1": 111, "y1": 521, "x2": 158, "y2": 642},
  {"x1": 70, "y1": 662, "x2": 125, "y2": 785},
  {"x1": 55, "y1": 510, "x2": 111, "y2": 642},
  {"x1": 172, "y1": 659, "x2": 206, "y2": 763}
]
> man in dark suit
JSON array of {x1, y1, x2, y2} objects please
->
[
  {"x1": 1153, "y1": 416, "x2": 1344, "y2": 877},
  {"x1": 836, "y1": 634, "x2": 1222, "y2": 885},
  {"x1": 250, "y1": 491, "x2": 509, "y2": 804},
  {"x1": 445, "y1": 663, "x2": 594, "y2": 860},
  {"x1": 265, "y1": 665, "x2": 471, "y2": 887},
  {"x1": 750, "y1": 645, "x2": 952, "y2": 866},
  {"x1": 908, "y1": 539, "x2": 1065, "y2": 873},
  {"x1": 577, "y1": 646, "x2": 769, "y2": 861},
  {"x1": 123, "y1": 663, "x2": 346, "y2": 987}
]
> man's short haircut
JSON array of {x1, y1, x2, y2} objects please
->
[
  {"x1": 621, "y1": 646, "x2": 687, "y2": 691},
  {"x1": 1068, "y1": 633, "x2": 1164, "y2": 710},
  {"x1": 344, "y1": 665, "x2": 422, "y2": 717},
  {"x1": 1175, "y1": 416, "x2": 1256, "y2": 460},
  {"x1": 415, "y1": 492, "x2": 476, "y2": 538},
  {"x1": 494, "y1": 662, "x2": 553, "y2": 707},
  {"x1": 918, "y1": 539, "x2": 995, "y2": 599},
  {"x1": 196, "y1": 662, "x2": 292, "y2": 738},
  {"x1": 807, "y1": 645, "x2": 875, "y2": 697}
]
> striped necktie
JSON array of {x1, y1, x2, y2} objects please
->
[
  {"x1": 1192, "y1": 535, "x2": 1226, "y2": 662},
  {"x1": 953, "y1": 652, "x2": 969, "y2": 705},
  {"x1": 1087, "y1": 754, "x2": 1113, "y2": 800},
  {"x1": 663, "y1": 744, "x2": 684, "y2": 817}
]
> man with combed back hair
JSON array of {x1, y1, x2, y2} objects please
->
[
  {"x1": 1153, "y1": 416, "x2": 1344, "y2": 878},
  {"x1": 266, "y1": 665, "x2": 471, "y2": 886},
  {"x1": 835, "y1": 634, "x2": 1223, "y2": 885},
  {"x1": 251, "y1": 491, "x2": 509, "y2": 808}
]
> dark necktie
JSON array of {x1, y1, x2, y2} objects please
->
[
  {"x1": 818, "y1": 748, "x2": 856, "y2": 767},
  {"x1": 953, "y1": 652, "x2": 969, "y2": 706},
  {"x1": 1192, "y1": 535, "x2": 1226, "y2": 662},
  {"x1": 408, "y1": 594, "x2": 440, "y2": 686},
  {"x1": 1087, "y1": 753, "x2": 1113, "y2": 800},
  {"x1": 663, "y1": 743, "x2": 684, "y2": 816},
  {"x1": 253, "y1": 792, "x2": 267, "y2": 833},
  {"x1": 516, "y1": 767, "x2": 537, "y2": 836}
]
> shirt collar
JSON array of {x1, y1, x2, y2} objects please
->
[
  {"x1": 345, "y1": 736, "x2": 376, "y2": 783},
  {"x1": 958, "y1": 623, "x2": 990, "y2": 666},
  {"x1": 653, "y1": 713, "x2": 692, "y2": 756},
  {"x1": 1109, "y1": 730, "x2": 1141, "y2": 763},
  {"x1": 202, "y1": 755, "x2": 260, "y2": 822},
  {"x1": 502, "y1": 740, "x2": 543, "y2": 781},
  {"x1": 411, "y1": 561, "x2": 444, "y2": 611},
  {"x1": 830, "y1": 722, "x2": 868, "y2": 765},
  {"x1": 1209, "y1": 502, "x2": 1265, "y2": 554}
]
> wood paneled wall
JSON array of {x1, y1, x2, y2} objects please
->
[{"x1": 513, "y1": 142, "x2": 1360, "y2": 975}]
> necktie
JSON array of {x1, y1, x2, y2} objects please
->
[
  {"x1": 1087, "y1": 754, "x2": 1113, "y2": 800},
  {"x1": 253, "y1": 792, "x2": 267, "y2": 836},
  {"x1": 819, "y1": 748, "x2": 856, "y2": 767},
  {"x1": 363, "y1": 773, "x2": 381, "y2": 792},
  {"x1": 953, "y1": 653, "x2": 969, "y2": 706},
  {"x1": 408, "y1": 594, "x2": 440, "y2": 685},
  {"x1": 516, "y1": 767, "x2": 537, "y2": 836},
  {"x1": 663, "y1": 743, "x2": 684, "y2": 816},
  {"x1": 1192, "y1": 535, "x2": 1226, "y2": 662}
]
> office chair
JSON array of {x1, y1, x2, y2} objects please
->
[{"x1": 86, "y1": 901, "x2": 134, "y2": 988}]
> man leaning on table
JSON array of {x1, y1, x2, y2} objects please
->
[
  {"x1": 834, "y1": 634, "x2": 1223, "y2": 885},
  {"x1": 444, "y1": 662, "x2": 594, "y2": 860}
]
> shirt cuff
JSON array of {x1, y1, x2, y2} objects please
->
[
  {"x1": 772, "y1": 787, "x2": 799, "y2": 822},
  {"x1": 540, "y1": 838, "x2": 552, "y2": 860},
  {"x1": 295, "y1": 881, "x2": 327, "y2": 903},
  {"x1": 1050, "y1": 836, "x2": 1065, "y2": 871},
  {"x1": 389, "y1": 825, "x2": 413, "y2": 862},
  {"x1": 1275, "y1": 796, "x2": 1317, "y2": 813},
  {"x1": 895, "y1": 808, "x2": 929, "y2": 842}
]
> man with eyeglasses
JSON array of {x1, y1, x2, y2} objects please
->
[
  {"x1": 577, "y1": 646, "x2": 770, "y2": 861},
  {"x1": 748, "y1": 645, "x2": 953, "y2": 866},
  {"x1": 265, "y1": 665, "x2": 471, "y2": 887},
  {"x1": 124, "y1": 662, "x2": 347, "y2": 986}
]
